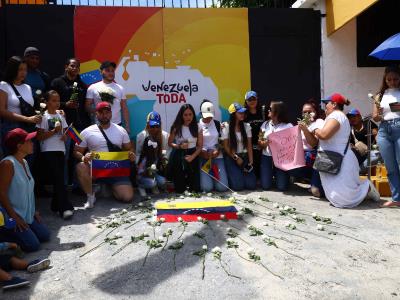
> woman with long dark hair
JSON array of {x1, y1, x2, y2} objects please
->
[
  {"x1": 258, "y1": 101, "x2": 293, "y2": 191},
  {"x1": 0, "y1": 56, "x2": 42, "y2": 152},
  {"x1": 372, "y1": 66, "x2": 400, "y2": 207},
  {"x1": 291, "y1": 99, "x2": 325, "y2": 197},
  {"x1": 167, "y1": 104, "x2": 203, "y2": 193},
  {"x1": 243, "y1": 91, "x2": 264, "y2": 179},
  {"x1": 222, "y1": 103, "x2": 256, "y2": 191}
]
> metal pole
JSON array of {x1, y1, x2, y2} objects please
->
[{"x1": 367, "y1": 118, "x2": 372, "y2": 180}]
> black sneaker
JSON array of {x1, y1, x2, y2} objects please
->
[{"x1": 2, "y1": 277, "x2": 30, "y2": 290}]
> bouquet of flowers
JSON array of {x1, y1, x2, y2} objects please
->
[
  {"x1": 298, "y1": 112, "x2": 315, "y2": 126},
  {"x1": 98, "y1": 87, "x2": 116, "y2": 104}
]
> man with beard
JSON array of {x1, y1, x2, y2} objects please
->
[
  {"x1": 85, "y1": 61, "x2": 130, "y2": 134},
  {"x1": 74, "y1": 102, "x2": 135, "y2": 209}
]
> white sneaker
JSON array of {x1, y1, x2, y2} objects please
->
[
  {"x1": 84, "y1": 194, "x2": 96, "y2": 209},
  {"x1": 138, "y1": 188, "x2": 147, "y2": 197},
  {"x1": 367, "y1": 181, "x2": 380, "y2": 202},
  {"x1": 63, "y1": 210, "x2": 74, "y2": 219},
  {"x1": 151, "y1": 186, "x2": 160, "y2": 195}
]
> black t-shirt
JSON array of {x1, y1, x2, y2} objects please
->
[
  {"x1": 51, "y1": 74, "x2": 90, "y2": 130},
  {"x1": 245, "y1": 109, "x2": 264, "y2": 146},
  {"x1": 350, "y1": 120, "x2": 378, "y2": 145}
]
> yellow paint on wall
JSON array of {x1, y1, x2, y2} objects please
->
[{"x1": 326, "y1": 0, "x2": 378, "y2": 36}]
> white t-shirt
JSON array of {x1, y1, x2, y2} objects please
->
[
  {"x1": 175, "y1": 125, "x2": 198, "y2": 149},
  {"x1": 221, "y1": 122, "x2": 252, "y2": 154},
  {"x1": 86, "y1": 81, "x2": 126, "y2": 125},
  {"x1": 0, "y1": 81, "x2": 34, "y2": 115},
  {"x1": 259, "y1": 121, "x2": 293, "y2": 156},
  {"x1": 381, "y1": 88, "x2": 400, "y2": 121},
  {"x1": 302, "y1": 118, "x2": 324, "y2": 150},
  {"x1": 136, "y1": 129, "x2": 170, "y2": 163},
  {"x1": 198, "y1": 119, "x2": 222, "y2": 158},
  {"x1": 36, "y1": 111, "x2": 68, "y2": 153},
  {"x1": 80, "y1": 123, "x2": 130, "y2": 152},
  {"x1": 319, "y1": 111, "x2": 350, "y2": 153}
]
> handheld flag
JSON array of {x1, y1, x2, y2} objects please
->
[
  {"x1": 66, "y1": 125, "x2": 83, "y2": 145},
  {"x1": 201, "y1": 158, "x2": 212, "y2": 173},
  {"x1": 91, "y1": 152, "x2": 131, "y2": 178},
  {"x1": 156, "y1": 200, "x2": 238, "y2": 222},
  {"x1": 201, "y1": 158, "x2": 220, "y2": 181}
]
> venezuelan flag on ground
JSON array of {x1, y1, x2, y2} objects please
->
[
  {"x1": 66, "y1": 125, "x2": 83, "y2": 144},
  {"x1": 91, "y1": 152, "x2": 131, "y2": 178},
  {"x1": 156, "y1": 200, "x2": 238, "y2": 222}
]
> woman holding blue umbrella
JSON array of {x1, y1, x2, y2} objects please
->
[{"x1": 372, "y1": 66, "x2": 400, "y2": 207}]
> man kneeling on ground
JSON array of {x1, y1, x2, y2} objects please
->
[{"x1": 74, "y1": 102, "x2": 135, "y2": 208}]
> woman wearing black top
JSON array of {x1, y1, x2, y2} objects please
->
[{"x1": 244, "y1": 91, "x2": 264, "y2": 179}]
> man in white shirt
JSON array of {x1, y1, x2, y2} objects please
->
[
  {"x1": 74, "y1": 102, "x2": 135, "y2": 209},
  {"x1": 85, "y1": 61, "x2": 130, "y2": 134}
]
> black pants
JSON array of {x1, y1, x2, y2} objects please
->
[
  {"x1": 41, "y1": 151, "x2": 73, "y2": 214},
  {"x1": 252, "y1": 148, "x2": 262, "y2": 179},
  {"x1": 169, "y1": 148, "x2": 200, "y2": 193}
]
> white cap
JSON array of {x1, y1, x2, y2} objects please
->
[{"x1": 201, "y1": 101, "x2": 214, "y2": 118}]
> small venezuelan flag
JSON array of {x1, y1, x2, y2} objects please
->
[
  {"x1": 91, "y1": 152, "x2": 131, "y2": 178},
  {"x1": 156, "y1": 200, "x2": 238, "y2": 222},
  {"x1": 66, "y1": 126, "x2": 83, "y2": 145},
  {"x1": 201, "y1": 158, "x2": 220, "y2": 181}
]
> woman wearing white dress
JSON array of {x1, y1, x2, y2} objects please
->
[{"x1": 314, "y1": 93, "x2": 379, "y2": 208}]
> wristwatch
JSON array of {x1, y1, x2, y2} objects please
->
[{"x1": 233, "y1": 154, "x2": 239, "y2": 161}]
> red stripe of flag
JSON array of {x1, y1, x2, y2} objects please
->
[{"x1": 92, "y1": 167, "x2": 130, "y2": 178}]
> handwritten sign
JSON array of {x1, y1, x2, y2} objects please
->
[{"x1": 268, "y1": 126, "x2": 305, "y2": 171}]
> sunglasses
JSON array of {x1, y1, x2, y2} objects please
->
[
  {"x1": 246, "y1": 97, "x2": 257, "y2": 102},
  {"x1": 149, "y1": 125, "x2": 160, "y2": 129}
]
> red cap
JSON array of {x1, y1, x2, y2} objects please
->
[
  {"x1": 96, "y1": 101, "x2": 112, "y2": 112},
  {"x1": 322, "y1": 93, "x2": 346, "y2": 105},
  {"x1": 4, "y1": 128, "x2": 37, "y2": 152}
]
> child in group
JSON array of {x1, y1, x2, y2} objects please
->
[
  {"x1": 36, "y1": 90, "x2": 74, "y2": 220},
  {"x1": 0, "y1": 208, "x2": 51, "y2": 291}
]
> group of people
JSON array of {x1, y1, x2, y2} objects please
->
[{"x1": 0, "y1": 47, "x2": 399, "y2": 290}]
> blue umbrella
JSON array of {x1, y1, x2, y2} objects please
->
[{"x1": 369, "y1": 33, "x2": 400, "y2": 60}]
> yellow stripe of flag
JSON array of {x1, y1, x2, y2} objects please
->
[
  {"x1": 155, "y1": 200, "x2": 234, "y2": 210},
  {"x1": 93, "y1": 151, "x2": 129, "y2": 161}
]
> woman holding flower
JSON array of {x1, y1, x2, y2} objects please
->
[
  {"x1": 0, "y1": 128, "x2": 50, "y2": 252},
  {"x1": 0, "y1": 56, "x2": 42, "y2": 152},
  {"x1": 291, "y1": 100, "x2": 325, "y2": 197},
  {"x1": 372, "y1": 66, "x2": 400, "y2": 207},
  {"x1": 168, "y1": 104, "x2": 203, "y2": 193},
  {"x1": 258, "y1": 101, "x2": 292, "y2": 191},
  {"x1": 222, "y1": 103, "x2": 256, "y2": 191}
]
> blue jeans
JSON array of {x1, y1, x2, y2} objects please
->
[
  {"x1": 138, "y1": 174, "x2": 166, "y2": 189},
  {"x1": 260, "y1": 155, "x2": 290, "y2": 191},
  {"x1": 199, "y1": 157, "x2": 229, "y2": 192},
  {"x1": 0, "y1": 219, "x2": 50, "y2": 252},
  {"x1": 377, "y1": 119, "x2": 400, "y2": 201},
  {"x1": 224, "y1": 156, "x2": 256, "y2": 191}
]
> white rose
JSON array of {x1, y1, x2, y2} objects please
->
[
  {"x1": 247, "y1": 225, "x2": 252, "y2": 229},
  {"x1": 159, "y1": 217, "x2": 165, "y2": 223},
  {"x1": 179, "y1": 195, "x2": 185, "y2": 199},
  {"x1": 73, "y1": 82, "x2": 78, "y2": 88},
  {"x1": 312, "y1": 212, "x2": 318, "y2": 218},
  {"x1": 197, "y1": 216, "x2": 203, "y2": 222},
  {"x1": 150, "y1": 164, "x2": 157, "y2": 171},
  {"x1": 266, "y1": 212, "x2": 272, "y2": 216},
  {"x1": 284, "y1": 205, "x2": 291, "y2": 211},
  {"x1": 159, "y1": 236, "x2": 164, "y2": 241},
  {"x1": 40, "y1": 103, "x2": 46, "y2": 109},
  {"x1": 115, "y1": 232, "x2": 122, "y2": 238},
  {"x1": 226, "y1": 227, "x2": 232, "y2": 232},
  {"x1": 129, "y1": 216, "x2": 136, "y2": 221},
  {"x1": 206, "y1": 192, "x2": 213, "y2": 197},
  {"x1": 228, "y1": 197, "x2": 235, "y2": 202},
  {"x1": 138, "y1": 202, "x2": 144, "y2": 207},
  {"x1": 317, "y1": 224, "x2": 325, "y2": 231},
  {"x1": 291, "y1": 214, "x2": 298, "y2": 220},
  {"x1": 177, "y1": 217, "x2": 183, "y2": 222},
  {"x1": 212, "y1": 246, "x2": 221, "y2": 253},
  {"x1": 247, "y1": 248, "x2": 255, "y2": 255},
  {"x1": 121, "y1": 209, "x2": 128, "y2": 213},
  {"x1": 273, "y1": 203, "x2": 279, "y2": 208},
  {"x1": 220, "y1": 214, "x2": 225, "y2": 219},
  {"x1": 263, "y1": 222, "x2": 268, "y2": 226},
  {"x1": 162, "y1": 149, "x2": 167, "y2": 155},
  {"x1": 54, "y1": 121, "x2": 61, "y2": 127},
  {"x1": 36, "y1": 89, "x2": 42, "y2": 95},
  {"x1": 202, "y1": 245, "x2": 208, "y2": 250}
]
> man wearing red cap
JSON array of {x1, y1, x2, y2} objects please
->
[{"x1": 74, "y1": 102, "x2": 135, "y2": 208}]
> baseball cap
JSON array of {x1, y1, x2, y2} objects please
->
[
  {"x1": 321, "y1": 93, "x2": 347, "y2": 105},
  {"x1": 4, "y1": 128, "x2": 37, "y2": 152},
  {"x1": 245, "y1": 91, "x2": 257, "y2": 100},
  {"x1": 147, "y1": 111, "x2": 161, "y2": 126},
  {"x1": 96, "y1": 101, "x2": 112, "y2": 112},
  {"x1": 100, "y1": 61, "x2": 117, "y2": 70},
  {"x1": 228, "y1": 103, "x2": 247, "y2": 114},
  {"x1": 347, "y1": 108, "x2": 361, "y2": 116},
  {"x1": 24, "y1": 46, "x2": 40, "y2": 57},
  {"x1": 201, "y1": 101, "x2": 215, "y2": 118}
]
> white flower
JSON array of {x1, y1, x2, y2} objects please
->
[
  {"x1": 129, "y1": 216, "x2": 136, "y2": 221},
  {"x1": 211, "y1": 246, "x2": 221, "y2": 253},
  {"x1": 236, "y1": 211, "x2": 244, "y2": 217},
  {"x1": 158, "y1": 236, "x2": 164, "y2": 241},
  {"x1": 184, "y1": 191, "x2": 191, "y2": 196},
  {"x1": 206, "y1": 192, "x2": 213, "y2": 197},
  {"x1": 178, "y1": 217, "x2": 183, "y2": 222},
  {"x1": 138, "y1": 202, "x2": 144, "y2": 207},
  {"x1": 317, "y1": 224, "x2": 325, "y2": 231},
  {"x1": 220, "y1": 214, "x2": 225, "y2": 220},
  {"x1": 266, "y1": 211, "x2": 272, "y2": 216},
  {"x1": 159, "y1": 217, "x2": 165, "y2": 223},
  {"x1": 197, "y1": 216, "x2": 203, "y2": 222},
  {"x1": 226, "y1": 238, "x2": 234, "y2": 243},
  {"x1": 178, "y1": 240, "x2": 184, "y2": 244},
  {"x1": 179, "y1": 195, "x2": 185, "y2": 199},
  {"x1": 291, "y1": 214, "x2": 298, "y2": 220},
  {"x1": 247, "y1": 225, "x2": 252, "y2": 230},
  {"x1": 263, "y1": 222, "x2": 268, "y2": 226},
  {"x1": 310, "y1": 112, "x2": 316, "y2": 118},
  {"x1": 202, "y1": 245, "x2": 208, "y2": 250},
  {"x1": 73, "y1": 82, "x2": 78, "y2": 88},
  {"x1": 115, "y1": 232, "x2": 122, "y2": 238},
  {"x1": 54, "y1": 121, "x2": 61, "y2": 127},
  {"x1": 162, "y1": 149, "x2": 167, "y2": 155},
  {"x1": 228, "y1": 197, "x2": 235, "y2": 202},
  {"x1": 40, "y1": 103, "x2": 46, "y2": 109},
  {"x1": 150, "y1": 164, "x2": 157, "y2": 171},
  {"x1": 247, "y1": 248, "x2": 255, "y2": 255},
  {"x1": 226, "y1": 227, "x2": 232, "y2": 232},
  {"x1": 283, "y1": 205, "x2": 291, "y2": 211},
  {"x1": 167, "y1": 228, "x2": 172, "y2": 232},
  {"x1": 36, "y1": 89, "x2": 42, "y2": 95},
  {"x1": 278, "y1": 207, "x2": 284, "y2": 212},
  {"x1": 273, "y1": 202, "x2": 279, "y2": 208},
  {"x1": 312, "y1": 212, "x2": 318, "y2": 218},
  {"x1": 121, "y1": 209, "x2": 128, "y2": 213}
]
